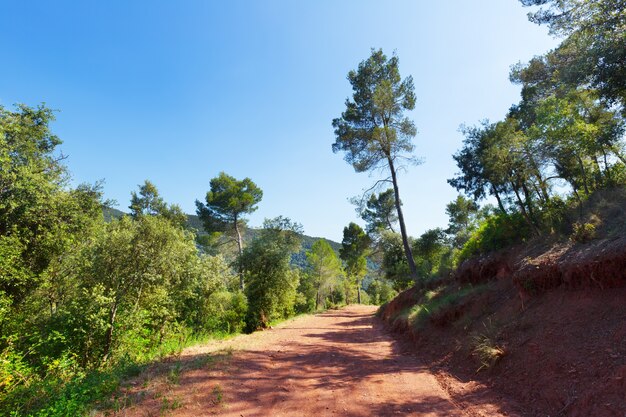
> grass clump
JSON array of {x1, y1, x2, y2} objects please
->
[
  {"x1": 471, "y1": 334, "x2": 506, "y2": 371},
  {"x1": 570, "y1": 222, "x2": 597, "y2": 243},
  {"x1": 404, "y1": 285, "x2": 487, "y2": 330},
  {"x1": 470, "y1": 320, "x2": 506, "y2": 371}
]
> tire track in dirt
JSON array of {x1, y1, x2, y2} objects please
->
[{"x1": 109, "y1": 305, "x2": 514, "y2": 417}]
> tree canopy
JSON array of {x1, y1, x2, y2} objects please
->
[
  {"x1": 305, "y1": 239, "x2": 343, "y2": 310},
  {"x1": 130, "y1": 180, "x2": 187, "y2": 228},
  {"x1": 332, "y1": 48, "x2": 420, "y2": 282},
  {"x1": 340, "y1": 222, "x2": 371, "y2": 304},
  {"x1": 196, "y1": 172, "x2": 263, "y2": 289}
]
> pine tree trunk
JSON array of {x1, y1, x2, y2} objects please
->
[
  {"x1": 234, "y1": 216, "x2": 244, "y2": 290},
  {"x1": 387, "y1": 157, "x2": 419, "y2": 284},
  {"x1": 492, "y1": 185, "x2": 507, "y2": 214}
]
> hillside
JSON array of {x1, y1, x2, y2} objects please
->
[{"x1": 378, "y1": 188, "x2": 626, "y2": 416}]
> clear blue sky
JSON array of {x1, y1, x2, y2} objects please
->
[{"x1": 0, "y1": 1, "x2": 558, "y2": 242}]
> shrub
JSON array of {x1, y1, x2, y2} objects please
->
[
  {"x1": 459, "y1": 212, "x2": 531, "y2": 262},
  {"x1": 470, "y1": 333, "x2": 505, "y2": 371},
  {"x1": 203, "y1": 291, "x2": 247, "y2": 334},
  {"x1": 570, "y1": 222, "x2": 597, "y2": 243}
]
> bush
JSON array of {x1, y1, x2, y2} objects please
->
[
  {"x1": 203, "y1": 291, "x2": 247, "y2": 334},
  {"x1": 571, "y1": 222, "x2": 596, "y2": 243},
  {"x1": 459, "y1": 212, "x2": 531, "y2": 262},
  {"x1": 366, "y1": 279, "x2": 397, "y2": 305}
]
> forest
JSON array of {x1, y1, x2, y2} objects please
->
[{"x1": 1, "y1": 0, "x2": 625, "y2": 415}]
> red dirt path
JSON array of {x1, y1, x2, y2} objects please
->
[{"x1": 107, "y1": 305, "x2": 517, "y2": 417}]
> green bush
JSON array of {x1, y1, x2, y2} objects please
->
[
  {"x1": 458, "y1": 212, "x2": 531, "y2": 262},
  {"x1": 571, "y1": 222, "x2": 596, "y2": 243},
  {"x1": 203, "y1": 291, "x2": 248, "y2": 334},
  {"x1": 366, "y1": 279, "x2": 397, "y2": 305}
]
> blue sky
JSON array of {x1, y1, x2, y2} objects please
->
[{"x1": 0, "y1": 1, "x2": 558, "y2": 242}]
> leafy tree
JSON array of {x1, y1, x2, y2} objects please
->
[
  {"x1": 518, "y1": 0, "x2": 626, "y2": 110},
  {"x1": 379, "y1": 231, "x2": 413, "y2": 291},
  {"x1": 130, "y1": 180, "x2": 187, "y2": 228},
  {"x1": 445, "y1": 195, "x2": 479, "y2": 248},
  {"x1": 332, "y1": 49, "x2": 420, "y2": 282},
  {"x1": 359, "y1": 188, "x2": 398, "y2": 237},
  {"x1": 182, "y1": 254, "x2": 242, "y2": 332},
  {"x1": 366, "y1": 277, "x2": 397, "y2": 305},
  {"x1": 196, "y1": 172, "x2": 263, "y2": 289},
  {"x1": 72, "y1": 215, "x2": 201, "y2": 363},
  {"x1": 339, "y1": 223, "x2": 371, "y2": 303},
  {"x1": 306, "y1": 240, "x2": 343, "y2": 310},
  {"x1": 530, "y1": 90, "x2": 625, "y2": 194},
  {"x1": 413, "y1": 228, "x2": 450, "y2": 278},
  {"x1": 0, "y1": 104, "x2": 105, "y2": 347},
  {"x1": 241, "y1": 217, "x2": 302, "y2": 330}
]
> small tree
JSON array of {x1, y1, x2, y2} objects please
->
[
  {"x1": 74, "y1": 215, "x2": 200, "y2": 363},
  {"x1": 332, "y1": 49, "x2": 420, "y2": 283},
  {"x1": 306, "y1": 240, "x2": 343, "y2": 310},
  {"x1": 130, "y1": 180, "x2": 187, "y2": 228},
  {"x1": 339, "y1": 223, "x2": 371, "y2": 304},
  {"x1": 241, "y1": 217, "x2": 302, "y2": 330},
  {"x1": 196, "y1": 172, "x2": 263, "y2": 289},
  {"x1": 359, "y1": 188, "x2": 398, "y2": 237},
  {"x1": 445, "y1": 195, "x2": 479, "y2": 248}
]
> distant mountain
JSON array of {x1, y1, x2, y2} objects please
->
[{"x1": 103, "y1": 207, "x2": 126, "y2": 222}]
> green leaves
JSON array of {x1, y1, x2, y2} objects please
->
[
  {"x1": 518, "y1": 0, "x2": 626, "y2": 111},
  {"x1": 305, "y1": 240, "x2": 343, "y2": 310},
  {"x1": 333, "y1": 49, "x2": 420, "y2": 282},
  {"x1": 196, "y1": 172, "x2": 263, "y2": 228},
  {"x1": 130, "y1": 180, "x2": 188, "y2": 228},
  {"x1": 241, "y1": 217, "x2": 302, "y2": 330},
  {"x1": 332, "y1": 48, "x2": 416, "y2": 171}
]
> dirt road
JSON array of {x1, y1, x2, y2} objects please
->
[{"x1": 113, "y1": 305, "x2": 513, "y2": 416}]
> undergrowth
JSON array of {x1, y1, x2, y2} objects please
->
[
  {"x1": 0, "y1": 330, "x2": 232, "y2": 417},
  {"x1": 393, "y1": 284, "x2": 488, "y2": 330},
  {"x1": 470, "y1": 319, "x2": 506, "y2": 372}
]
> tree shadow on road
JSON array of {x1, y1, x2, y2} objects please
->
[{"x1": 101, "y1": 307, "x2": 524, "y2": 416}]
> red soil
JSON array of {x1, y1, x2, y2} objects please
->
[
  {"x1": 102, "y1": 305, "x2": 518, "y2": 417},
  {"x1": 380, "y1": 237, "x2": 626, "y2": 417}
]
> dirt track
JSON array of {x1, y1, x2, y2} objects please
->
[{"x1": 112, "y1": 305, "x2": 513, "y2": 416}]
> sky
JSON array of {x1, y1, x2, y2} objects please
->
[{"x1": 0, "y1": 1, "x2": 560, "y2": 242}]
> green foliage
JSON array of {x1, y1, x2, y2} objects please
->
[
  {"x1": 380, "y1": 231, "x2": 413, "y2": 291},
  {"x1": 518, "y1": 0, "x2": 626, "y2": 112},
  {"x1": 0, "y1": 351, "x2": 143, "y2": 417},
  {"x1": 365, "y1": 278, "x2": 397, "y2": 305},
  {"x1": 304, "y1": 240, "x2": 344, "y2": 310},
  {"x1": 570, "y1": 222, "x2": 597, "y2": 243},
  {"x1": 0, "y1": 105, "x2": 256, "y2": 413},
  {"x1": 195, "y1": 172, "x2": 262, "y2": 237},
  {"x1": 129, "y1": 180, "x2": 187, "y2": 228},
  {"x1": 358, "y1": 189, "x2": 398, "y2": 237},
  {"x1": 332, "y1": 49, "x2": 417, "y2": 173},
  {"x1": 332, "y1": 48, "x2": 420, "y2": 281},
  {"x1": 242, "y1": 217, "x2": 303, "y2": 330},
  {"x1": 394, "y1": 285, "x2": 486, "y2": 330},
  {"x1": 459, "y1": 213, "x2": 531, "y2": 262},
  {"x1": 340, "y1": 223, "x2": 370, "y2": 304},
  {"x1": 445, "y1": 195, "x2": 480, "y2": 248},
  {"x1": 196, "y1": 172, "x2": 263, "y2": 289},
  {"x1": 202, "y1": 291, "x2": 248, "y2": 334},
  {"x1": 413, "y1": 228, "x2": 449, "y2": 278}
]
